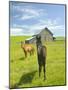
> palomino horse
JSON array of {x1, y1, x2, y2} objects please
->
[
  {"x1": 21, "y1": 41, "x2": 34, "y2": 58},
  {"x1": 36, "y1": 35, "x2": 47, "y2": 80}
]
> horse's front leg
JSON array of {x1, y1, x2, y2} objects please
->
[
  {"x1": 30, "y1": 51, "x2": 32, "y2": 56},
  {"x1": 24, "y1": 52, "x2": 27, "y2": 58}
]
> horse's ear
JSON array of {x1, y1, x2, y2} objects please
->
[{"x1": 21, "y1": 41, "x2": 24, "y2": 44}]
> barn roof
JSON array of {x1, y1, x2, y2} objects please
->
[
  {"x1": 33, "y1": 27, "x2": 53, "y2": 36},
  {"x1": 40, "y1": 27, "x2": 53, "y2": 35},
  {"x1": 25, "y1": 37, "x2": 35, "y2": 41}
]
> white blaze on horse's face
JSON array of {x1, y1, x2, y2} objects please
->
[
  {"x1": 36, "y1": 35, "x2": 40, "y2": 41},
  {"x1": 36, "y1": 35, "x2": 42, "y2": 45}
]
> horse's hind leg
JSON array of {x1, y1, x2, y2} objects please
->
[
  {"x1": 32, "y1": 49, "x2": 34, "y2": 55},
  {"x1": 43, "y1": 64, "x2": 46, "y2": 80},
  {"x1": 39, "y1": 65, "x2": 42, "y2": 77},
  {"x1": 31, "y1": 49, "x2": 34, "y2": 55}
]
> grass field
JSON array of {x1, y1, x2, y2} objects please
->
[{"x1": 10, "y1": 36, "x2": 66, "y2": 89}]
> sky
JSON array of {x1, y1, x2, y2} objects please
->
[{"x1": 10, "y1": 1, "x2": 65, "y2": 37}]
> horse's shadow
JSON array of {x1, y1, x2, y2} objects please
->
[{"x1": 11, "y1": 70, "x2": 37, "y2": 89}]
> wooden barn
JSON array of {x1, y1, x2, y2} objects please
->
[{"x1": 25, "y1": 27, "x2": 53, "y2": 44}]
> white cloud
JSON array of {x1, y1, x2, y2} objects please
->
[
  {"x1": 11, "y1": 4, "x2": 47, "y2": 24},
  {"x1": 21, "y1": 8, "x2": 39, "y2": 16},
  {"x1": 39, "y1": 18, "x2": 60, "y2": 26},
  {"x1": 10, "y1": 28, "x2": 23, "y2": 36},
  {"x1": 21, "y1": 14, "x2": 35, "y2": 20},
  {"x1": 28, "y1": 18, "x2": 65, "y2": 36},
  {"x1": 49, "y1": 25, "x2": 65, "y2": 30},
  {"x1": 10, "y1": 28, "x2": 34, "y2": 36},
  {"x1": 18, "y1": 8, "x2": 47, "y2": 20}
]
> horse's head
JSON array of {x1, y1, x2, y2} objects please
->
[
  {"x1": 36, "y1": 35, "x2": 41, "y2": 40},
  {"x1": 21, "y1": 41, "x2": 25, "y2": 44},
  {"x1": 21, "y1": 41, "x2": 25, "y2": 48},
  {"x1": 36, "y1": 35, "x2": 42, "y2": 44}
]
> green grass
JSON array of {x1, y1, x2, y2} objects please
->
[{"x1": 10, "y1": 36, "x2": 66, "y2": 89}]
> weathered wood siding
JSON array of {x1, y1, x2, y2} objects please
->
[{"x1": 39, "y1": 30, "x2": 53, "y2": 41}]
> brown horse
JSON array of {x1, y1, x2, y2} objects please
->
[
  {"x1": 36, "y1": 35, "x2": 47, "y2": 80},
  {"x1": 21, "y1": 41, "x2": 34, "y2": 58}
]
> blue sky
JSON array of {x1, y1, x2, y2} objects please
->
[{"x1": 10, "y1": 1, "x2": 65, "y2": 36}]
